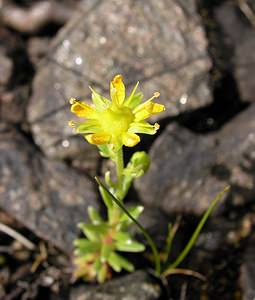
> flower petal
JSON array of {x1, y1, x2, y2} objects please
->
[
  {"x1": 134, "y1": 102, "x2": 165, "y2": 121},
  {"x1": 85, "y1": 133, "x2": 111, "y2": 145},
  {"x1": 89, "y1": 87, "x2": 111, "y2": 111},
  {"x1": 129, "y1": 121, "x2": 160, "y2": 135},
  {"x1": 122, "y1": 132, "x2": 140, "y2": 147},
  {"x1": 76, "y1": 120, "x2": 101, "y2": 134},
  {"x1": 110, "y1": 74, "x2": 125, "y2": 106},
  {"x1": 70, "y1": 98, "x2": 96, "y2": 118}
]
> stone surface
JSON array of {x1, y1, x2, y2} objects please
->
[
  {"x1": 0, "y1": 52, "x2": 12, "y2": 87},
  {"x1": 215, "y1": 1, "x2": 255, "y2": 103},
  {"x1": 240, "y1": 237, "x2": 255, "y2": 300},
  {"x1": 136, "y1": 103, "x2": 255, "y2": 215},
  {"x1": 0, "y1": 27, "x2": 32, "y2": 124},
  {"x1": 70, "y1": 271, "x2": 162, "y2": 300},
  {"x1": 0, "y1": 125, "x2": 98, "y2": 253},
  {"x1": 28, "y1": 0, "x2": 211, "y2": 162}
]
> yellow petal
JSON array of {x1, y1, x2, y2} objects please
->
[
  {"x1": 122, "y1": 132, "x2": 140, "y2": 147},
  {"x1": 129, "y1": 121, "x2": 159, "y2": 135},
  {"x1": 134, "y1": 102, "x2": 165, "y2": 121},
  {"x1": 85, "y1": 133, "x2": 111, "y2": 145},
  {"x1": 70, "y1": 98, "x2": 96, "y2": 118},
  {"x1": 151, "y1": 103, "x2": 165, "y2": 114},
  {"x1": 110, "y1": 74, "x2": 125, "y2": 106}
]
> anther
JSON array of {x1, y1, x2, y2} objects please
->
[
  {"x1": 68, "y1": 120, "x2": 76, "y2": 128},
  {"x1": 154, "y1": 123, "x2": 160, "y2": 130},
  {"x1": 69, "y1": 97, "x2": 77, "y2": 105}
]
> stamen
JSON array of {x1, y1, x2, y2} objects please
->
[
  {"x1": 68, "y1": 120, "x2": 76, "y2": 128},
  {"x1": 69, "y1": 97, "x2": 77, "y2": 105},
  {"x1": 153, "y1": 92, "x2": 160, "y2": 98},
  {"x1": 154, "y1": 123, "x2": 160, "y2": 130}
]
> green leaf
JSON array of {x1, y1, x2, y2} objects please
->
[
  {"x1": 108, "y1": 252, "x2": 121, "y2": 272},
  {"x1": 93, "y1": 257, "x2": 102, "y2": 273},
  {"x1": 123, "y1": 151, "x2": 150, "y2": 178},
  {"x1": 120, "y1": 206, "x2": 144, "y2": 226},
  {"x1": 114, "y1": 231, "x2": 132, "y2": 243},
  {"x1": 162, "y1": 217, "x2": 181, "y2": 265},
  {"x1": 101, "y1": 243, "x2": 114, "y2": 262},
  {"x1": 78, "y1": 223, "x2": 108, "y2": 241},
  {"x1": 104, "y1": 171, "x2": 115, "y2": 189},
  {"x1": 87, "y1": 206, "x2": 103, "y2": 224},
  {"x1": 98, "y1": 144, "x2": 114, "y2": 158},
  {"x1": 74, "y1": 239, "x2": 100, "y2": 255},
  {"x1": 98, "y1": 263, "x2": 108, "y2": 283},
  {"x1": 95, "y1": 176, "x2": 161, "y2": 274},
  {"x1": 99, "y1": 185, "x2": 113, "y2": 209},
  {"x1": 108, "y1": 252, "x2": 134, "y2": 272},
  {"x1": 162, "y1": 186, "x2": 230, "y2": 276},
  {"x1": 116, "y1": 240, "x2": 145, "y2": 252}
]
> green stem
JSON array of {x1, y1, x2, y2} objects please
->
[
  {"x1": 116, "y1": 147, "x2": 124, "y2": 198},
  {"x1": 109, "y1": 147, "x2": 124, "y2": 224}
]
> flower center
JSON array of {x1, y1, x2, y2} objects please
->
[{"x1": 100, "y1": 106, "x2": 134, "y2": 136}]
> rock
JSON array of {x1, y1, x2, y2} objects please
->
[
  {"x1": 136, "y1": 103, "x2": 255, "y2": 215},
  {"x1": 0, "y1": 125, "x2": 98, "y2": 253},
  {"x1": 240, "y1": 237, "x2": 255, "y2": 300},
  {"x1": 28, "y1": 0, "x2": 211, "y2": 162},
  {"x1": 28, "y1": 61, "x2": 99, "y2": 173},
  {"x1": 0, "y1": 52, "x2": 12, "y2": 87},
  {"x1": 70, "y1": 271, "x2": 162, "y2": 300},
  {"x1": 0, "y1": 27, "x2": 33, "y2": 124},
  {"x1": 215, "y1": 1, "x2": 255, "y2": 103},
  {"x1": 1, "y1": 85, "x2": 30, "y2": 124},
  {"x1": 28, "y1": 37, "x2": 52, "y2": 65}
]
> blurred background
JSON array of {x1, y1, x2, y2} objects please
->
[{"x1": 1, "y1": 0, "x2": 255, "y2": 299}]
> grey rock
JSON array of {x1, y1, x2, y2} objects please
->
[
  {"x1": 70, "y1": 271, "x2": 162, "y2": 300},
  {"x1": 0, "y1": 125, "x2": 98, "y2": 253},
  {"x1": 28, "y1": 0, "x2": 211, "y2": 162},
  {"x1": 0, "y1": 28, "x2": 31, "y2": 124},
  {"x1": 136, "y1": 103, "x2": 255, "y2": 215},
  {"x1": 240, "y1": 238, "x2": 255, "y2": 300},
  {"x1": 0, "y1": 52, "x2": 12, "y2": 87},
  {"x1": 215, "y1": 1, "x2": 255, "y2": 102}
]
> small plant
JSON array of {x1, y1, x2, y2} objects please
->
[{"x1": 69, "y1": 74, "x2": 229, "y2": 283}]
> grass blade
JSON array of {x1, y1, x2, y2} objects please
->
[{"x1": 162, "y1": 186, "x2": 230, "y2": 275}]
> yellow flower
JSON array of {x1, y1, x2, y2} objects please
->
[{"x1": 69, "y1": 74, "x2": 165, "y2": 150}]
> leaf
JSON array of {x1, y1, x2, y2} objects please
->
[
  {"x1": 98, "y1": 263, "x2": 108, "y2": 283},
  {"x1": 120, "y1": 206, "x2": 144, "y2": 226},
  {"x1": 114, "y1": 231, "x2": 132, "y2": 243},
  {"x1": 108, "y1": 252, "x2": 134, "y2": 272},
  {"x1": 95, "y1": 176, "x2": 161, "y2": 274},
  {"x1": 101, "y1": 243, "x2": 114, "y2": 262},
  {"x1": 74, "y1": 239, "x2": 100, "y2": 255},
  {"x1": 99, "y1": 186, "x2": 113, "y2": 209},
  {"x1": 78, "y1": 223, "x2": 108, "y2": 241},
  {"x1": 98, "y1": 144, "x2": 114, "y2": 158},
  {"x1": 116, "y1": 240, "x2": 145, "y2": 252},
  {"x1": 87, "y1": 206, "x2": 103, "y2": 224},
  {"x1": 93, "y1": 257, "x2": 102, "y2": 273},
  {"x1": 124, "y1": 151, "x2": 150, "y2": 178},
  {"x1": 162, "y1": 186, "x2": 230, "y2": 275}
]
